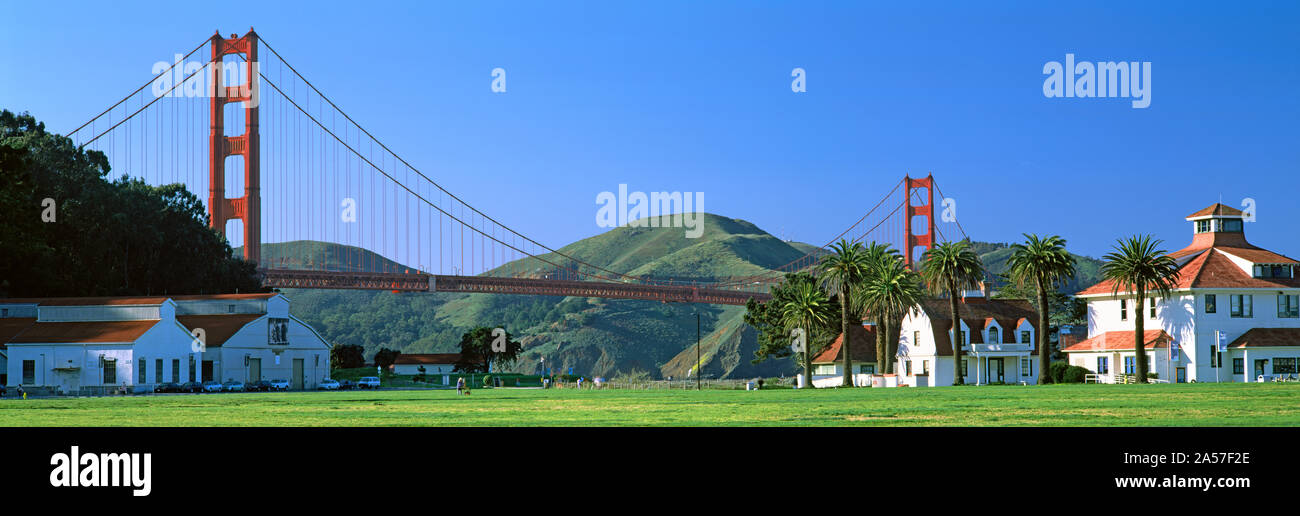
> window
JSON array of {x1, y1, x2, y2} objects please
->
[
  {"x1": 1222, "y1": 219, "x2": 1243, "y2": 233},
  {"x1": 1230, "y1": 295, "x2": 1253, "y2": 318},
  {"x1": 1209, "y1": 344, "x2": 1222, "y2": 368},
  {"x1": 1020, "y1": 330, "x2": 1031, "y2": 344},
  {"x1": 1275, "y1": 358, "x2": 1298, "y2": 374},
  {"x1": 1196, "y1": 220, "x2": 1211, "y2": 233},
  {"x1": 1097, "y1": 356, "x2": 1109, "y2": 374},
  {"x1": 1124, "y1": 356, "x2": 1136, "y2": 375},
  {"x1": 22, "y1": 360, "x2": 35, "y2": 385},
  {"x1": 155, "y1": 358, "x2": 163, "y2": 383},
  {"x1": 1, "y1": 308, "x2": 7, "y2": 317},
  {"x1": 227, "y1": 304, "x2": 236, "y2": 313},
  {"x1": 1205, "y1": 294, "x2": 1216, "y2": 314},
  {"x1": 172, "y1": 359, "x2": 180, "y2": 383},
  {"x1": 1120, "y1": 300, "x2": 1128, "y2": 321},
  {"x1": 960, "y1": 359, "x2": 969, "y2": 377},
  {"x1": 1149, "y1": 298, "x2": 1157, "y2": 319},
  {"x1": 103, "y1": 359, "x2": 116, "y2": 385},
  {"x1": 988, "y1": 327, "x2": 1000, "y2": 344},
  {"x1": 905, "y1": 360, "x2": 913, "y2": 376},
  {"x1": 1233, "y1": 358, "x2": 1244, "y2": 374},
  {"x1": 139, "y1": 358, "x2": 147, "y2": 383},
  {"x1": 1278, "y1": 295, "x2": 1299, "y2": 318},
  {"x1": 921, "y1": 360, "x2": 929, "y2": 375},
  {"x1": 859, "y1": 364, "x2": 875, "y2": 374},
  {"x1": 813, "y1": 364, "x2": 835, "y2": 375},
  {"x1": 188, "y1": 356, "x2": 196, "y2": 382},
  {"x1": 1021, "y1": 357, "x2": 1032, "y2": 376},
  {"x1": 913, "y1": 331, "x2": 920, "y2": 347}
]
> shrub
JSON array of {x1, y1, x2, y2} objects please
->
[
  {"x1": 1049, "y1": 362, "x2": 1071, "y2": 384},
  {"x1": 1062, "y1": 365, "x2": 1091, "y2": 383}
]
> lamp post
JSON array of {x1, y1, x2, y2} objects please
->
[{"x1": 696, "y1": 311, "x2": 701, "y2": 391}]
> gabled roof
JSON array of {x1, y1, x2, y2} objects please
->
[
  {"x1": 1077, "y1": 248, "x2": 1300, "y2": 296},
  {"x1": 0, "y1": 318, "x2": 36, "y2": 349},
  {"x1": 0, "y1": 296, "x2": 172, "y2": 307},
  {"x1": 914, "y1": 298, "x2": 1039, "y2": 356},
  {"x1": 170, "y1": 293, "x2": 278, "y2": 301},
  {"x1": 1061, "y1": 330, "x2": 1171, "y2": 352},
  {"x1": 1229, "y1": 328, "x2": 1300, "y2": 348},
  {"x1": 9, "y1": 320, "x2": 160, "y2": 344},
  {"x1": 393, "y1": 353, "x2": 462, "y2": 365},
  {"x1": 1186, "y1": 203, "x2": 1243, "y2": 219},
  {"x1": 812, "y1": 324, "x2": 878, "y2": 364},
  {"x1": 176, "y1": 314, "x2": 264, "y2": 348}
]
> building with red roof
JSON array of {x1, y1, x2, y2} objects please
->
[
  {"x1": 1068, "y1": 203, "x2": 1300, "y2": 382},
  {"x1": 0, "y1": 293, "x2": 333, "y2": 394}
]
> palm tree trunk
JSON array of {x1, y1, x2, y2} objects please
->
[
  {"x1": 840, "y1": 291, "x2": 853, "y2": 387},
  {"x1": 1036, "y1": 275, "x2": 1051, "y2": 384},
  {"x1": 886, "y1": 316, "x2": 900, "y2": 374},
  {"x1": 950, "y1": 284, "x2": 964, "y2": 385},
  {"x1": 876, "y1": 322, "x2": 886, "y2": 375},
  {"x1": 1135, "y1": 286, "x2": 1149, "y2": 383},
  {"x1": 803, "y1": 344, "x2": 813, "y2": 390}
]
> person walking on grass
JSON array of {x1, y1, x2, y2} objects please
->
[{"x1": 456, "y1": 376, "x2": 465, "y2": 395}]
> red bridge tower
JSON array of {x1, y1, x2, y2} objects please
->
[{"x1": 208, "y1": 29, "x2": 261, "y2": 264}]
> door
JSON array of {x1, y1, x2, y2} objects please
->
[
  {"x1": 1176, "y1": 367, "x2": 1186, "y2": 383},
  {"x1": 987, "y1": 358, "x2": 1004, "y2": 383},
  {"x1": 292, "y1": 359, "x2": 304, "y2": 390},
  {"x1": 248, "y1": 358, "x2": 261, "y2": 383},
  {"x1": 1254, "y1": 359, "x2": 1266, "y2": 379},
  {"x1": 202, "y1": 360, "x2": 214, "y2": 382}
]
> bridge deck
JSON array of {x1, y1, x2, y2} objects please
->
[{"x1": 259, "y1": 269, "x2": 770, "y2": 305}]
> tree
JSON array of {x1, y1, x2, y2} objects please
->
[
  {"x1": 859, "y1": 255, "x2": 926, "y2": 375},
  {"x1": 779, "y1": 280, "x2": 838, "y2": 389},
  {"x1": 1100, "y1": 235, "x2": 1180, "y2": 383},
  {"x1": 745, "y1": 272, "x2": 841, "y2": 367},
  {"x1": 816, "y1": 239, "x2": 875, "y2": 387},
  {"x1": 454, "y1": 326, "x2": 523, "y2": 373},
  {"x1": 0, "y1": 110, "x2": 263, "y2": 297},
  {"x1": 372, "y1": 348, "x2": 402, "y2": 370},
  {"x1": 1005, "y1": 234, "x2": 1077, "y2": 385},
  {"x1": 918, "y1": 240, "x2": 985, "y2": 385},
  {"x1": 330, "y1": 344, "x2": 366, "y2": 369}
]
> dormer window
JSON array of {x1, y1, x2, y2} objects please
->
[
  {"x1": 1196, "y1": 220, "x2": 1212, "y2": 233},
  {"x1": 1253, "y1": 265, "x2": 1293, "y2": 279},
  {"x1": 988, "y1": 327, "x2": 1000, "y2": 344},
  {"x1": 227, "y1": 304, "x2": 236, "y2": 313},
  {"x1": 1222, "y1": 219, "x2": 1243, "y2": 233}
]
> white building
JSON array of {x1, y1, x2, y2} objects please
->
[
  {"x1": 1, "y1": 293, "x2": 332, "y2": 394},
  {"x1": 1068, "y1": 203, "x2": 1300, "y2": 383},
  {"x1": 895, "y1": 297, "x2": 1041, "y2": 386}
]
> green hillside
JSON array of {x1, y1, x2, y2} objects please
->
[{"x1": 271, "y1": 220, "x2": 1104, "y2": 380}]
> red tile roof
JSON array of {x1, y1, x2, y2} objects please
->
[
  {"x1": 176, "y1": 314, "x2": 264, "y2": 348},
  {"x1": 1229, "y1": 328, "x2": 1300, "y2": 348},
  {"x1": 0, "y1": 318, "x2": 36, "y2": 349},
  {"x1": 916, "y1": 298, "x2": 1039, "y2": 356},
  {"x1": 812, "y1": 324, "x2": 878, "y2": 364},
  {"x1": 3, "y1": 296, "x2": 172, "y2": 306},
  {"x1": 9, "y1": 320, "x2": 160, "y2": 344},
  {"x1": 1186, "y1": 203, "x2": 1244, "y2": 218},
  {"x1": 170, "y1": 293, "x2": 278, "y2": 301},
  {"x1": 1062, "y1": 330, "x2": 1171, "y2": 352},
  {"x1": 393, "y1": 353, "x2": 462, "y2": 365},
  {"x1": 1077, "y1": 248, "x2": 1300, "y2": 296}
]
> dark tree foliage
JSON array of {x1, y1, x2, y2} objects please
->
[
  {"x1": 330, "y1": 344, "x2": 366, "y2": 369},
  {"x1": 372, "y1": 348, "x2": 402, "y2": 369},
  {"x1": 745, "y1": 272, "x2": 842, "y2": 367},
  {"x1": 0, "y1": 110, "x2": 264, "y2": 297},
  {"x1": 453, "y1": 326, "x2": 523, "y2": 373}
]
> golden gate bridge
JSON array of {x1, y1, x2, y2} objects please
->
[{"x1": 67, "y1": 29, "x2": 967, "y2": 306}]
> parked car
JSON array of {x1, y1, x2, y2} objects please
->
[
  {"x1": 222, "y1": 380, "x2": 245, "y2": 392},
  {"x1": 179, "y1": 381, "x2": 204, "y2": 393},
  {"x1": 357, "y1": 376, "x2": 381, "y2": 389},
  {"x1": 245, "y1": 380, "x2": 271, "y2": 392},
  {"x1": 337, "y1": 380, "x2": 356, "y2": 390},
  {"x1": 318, "y1": 379, "x2": 340, "y2": 390},
  {"x1": 154, "y1": 382, "x2": 181, "y2": 393},
  {"x1": 269, "y1": 379, "x2": 291, "y2": 391},
  {"x1": 201, "y1": 380, "x2": 224, "y2": 393}
]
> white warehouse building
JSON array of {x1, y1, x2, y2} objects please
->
[
  {"x1": 1, "y1": 293, "x2": 331, "y2": 395},
  {"x1": 1068, "y1": 203, "x2": 1300, "y2": 383}
]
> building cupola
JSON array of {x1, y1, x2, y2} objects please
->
[{"x1": 1185, "y1": 203, "x2": 1249, "y2": 248}]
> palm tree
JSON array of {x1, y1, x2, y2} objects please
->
[
  {"x1": 1006, "y1": 234, "x2": 1077, "y2": 385},
  {"x1": 859, "y1": 242, "x2": 903, "y2": 373},
  {"x1": 859, "y1": 256, "x2": 926, "y2": 375},
  {"x1": 779, "y1": 280, "x2": 837, "y2": 389},
  {"x1": 918, "y1": 240, "x2": 985, "y2": 385},
  {"x1": 816, "y1": 239, "x2": 875, "y2": 387},
  {"x1": 1100, "y1": 235, "x2": 1180, "y2": 383}
]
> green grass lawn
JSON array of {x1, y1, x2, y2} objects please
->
[{"x1": 2, "y1": 383, "x2": 1298, "y2": 426}]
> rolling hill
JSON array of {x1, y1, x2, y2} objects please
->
[{"x1": 268, "y1": 216, "x2": 1105, "y2": 379}]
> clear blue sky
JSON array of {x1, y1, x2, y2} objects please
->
[{"x1": 3, "y1": 1, "x2": 1297, "y2": 261}]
